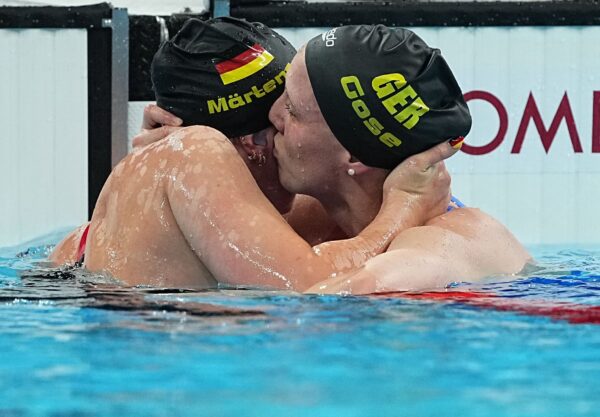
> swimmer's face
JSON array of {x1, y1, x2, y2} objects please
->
[
  {"x1": 247, "y1": 126, "x2": 295, "y2": 214},
  {"x1": 269, "y1": 48, "x2": 350, "y2": 195}
]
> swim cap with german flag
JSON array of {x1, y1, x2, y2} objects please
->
[
  {"x1": 151, "y1": 17, "x2": 296, "y2": 137},
  {"x1": 305, "y1": 25, "x2": 471, "y2": 169}
]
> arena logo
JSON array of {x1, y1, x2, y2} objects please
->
[{"x1": 462, "y1": 90, "x2": 600, "y2": 155}]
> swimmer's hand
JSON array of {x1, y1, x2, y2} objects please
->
[
  {"x1": 383, "y1": 140, "x2": 459, "y2": 224},
  {"x1": 132, "y1": 104, "x2": 183, "y2": 148}
]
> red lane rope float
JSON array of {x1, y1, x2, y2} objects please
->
[
  {"x1": 393, "y1": 290, "x2": 495, "y2": 300},
  {"x1": 375, "y1": 291, "x2": 600, "y2": 325}
]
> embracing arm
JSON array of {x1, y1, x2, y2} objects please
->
[
  {"x1": 167, "y1": 127, "x2": 455, "y2": 291},
  {"x1": 305, "y1": 208, "x2": 532, "y2": 295}
]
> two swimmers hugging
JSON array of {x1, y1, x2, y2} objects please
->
[{"x1": 50, "y1": 18, "x2": 530, "y2": 294}]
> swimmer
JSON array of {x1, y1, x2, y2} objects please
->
[
  {"x1": 273, "y1": 25, "x2": 531, "y2": 293},
  {"x1": 141, "y1": 24, "x2": 531, "y2": 294},
  {"x1": 49, "y1": 18, "x2": 455, "y2": 290}
]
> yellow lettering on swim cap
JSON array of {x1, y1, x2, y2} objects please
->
[
  {"x1": 363, "y1": 117, "x2": 384, "y2": 136},
  {"x1": 394, "y1": 97, "x2": 430, "y2": 129},
  {"x1": 371, "y1": 74, "x2": 407, "y2": 99},
  {"x1": 379, "y1": 132, "x2": 402, "y2": 148},
  {"x1": 352, "y1": 99, "x2": 370, "y2": 119},
  {"x1": 205, "y1": 69, "x2": 287, "y2": 114},
  {"x1": 208, "y1": 97, "x2": 229, "y2": 114},
  {"x1": 382, "y1": 86, "x2": 417, "y2": 117},
  {"x1": 340, "y1": 74, "x2": 404, "y2": 150},
  {"x1": 341, "y1": 76, "x2": 365, "y2": 99}
]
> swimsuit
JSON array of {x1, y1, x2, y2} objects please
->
[
  {"x1": 448, "y1": 195, "x2": 465, "y2": 212},
  {"x1": 75, "y1": 224, "x2": 90, "y2": 266}
]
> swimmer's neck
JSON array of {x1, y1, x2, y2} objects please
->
[{"x1": 315, "y1": 176, "x2": 384, "y2": 237}]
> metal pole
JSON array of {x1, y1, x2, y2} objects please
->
[{"x1": 105, "y1": 7, "x2": 129, "y2": 168}]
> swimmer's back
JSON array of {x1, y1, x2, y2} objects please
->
[{"x1": 84, "y1": 126, "x2": 225, "y2": 288}]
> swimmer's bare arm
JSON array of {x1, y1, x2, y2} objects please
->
[
  {"x1": 167, "y1": 127, "x2": 454, "y2": 292},
  {"x1": 305, "y1": 209, "x2": 531, "y2": 295}
]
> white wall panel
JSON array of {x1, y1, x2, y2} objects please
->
[
  {"x1": 128, "y1": 101, "x2": 150, "y2": 151},
  {"x1": 0, "y1": 31, "x2": 19, "y2": 247},
  {"x1": 276, "y1": 26, "x2": 600, "y2": 245},
  {"x1": 0, "y1": 29, "x2": 87, "y2": 247}
]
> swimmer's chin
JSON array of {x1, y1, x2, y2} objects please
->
[
  {"x1": 269, "y1": 187, "x2": 295, "y2": 214},
  {"x1": 266, "y1": 160, "x2": 295, "y2": 214}
]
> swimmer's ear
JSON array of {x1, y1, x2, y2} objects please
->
[
  {"x1": 236, "y1": 134, "x2": 262, "y2": 158},
  {"x1": 346, "y1": 157, "x2": 371, "y2": 177},
  {"x1": 251, "y1": 129, "x2": 268, "y2": 147},
  {"x1": 237, "y1": 130, "x2": 269, "y2": 154}
]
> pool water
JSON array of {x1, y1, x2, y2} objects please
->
[{"x1": 1, "y1": 231, "x2": 599, "y2": 417}]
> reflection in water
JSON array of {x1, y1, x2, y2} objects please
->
[
  {"x1": 3, "y1": 243, "x2": 600, "y2": 327},
  {"x1": 2, "y1": 266, "x2": 265, "y2": 323}
]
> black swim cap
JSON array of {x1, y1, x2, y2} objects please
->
[
  {"x1": 305, "y1": 25, "x2": 471, "y2": 169},
  {"x1": 151, "y1": 17, "x2": 296, "y2": 137}
]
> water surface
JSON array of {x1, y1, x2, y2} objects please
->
[{"x1": 1, "y1": 232, "x2": 599, "y2": 417}]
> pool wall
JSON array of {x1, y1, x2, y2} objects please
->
[
  {"x1": 0, "y1": 28, "x2": 88, "y2": 247},
  {"x1": 0, "y1": 4, "x2": 129, "y2": 247}
]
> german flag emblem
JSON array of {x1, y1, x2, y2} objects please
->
[{"x1": 215, "y1": 43, "x2": 274, "y2": 85}]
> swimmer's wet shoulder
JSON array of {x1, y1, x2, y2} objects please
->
[{"x1": 83, "y1": 127, "x2": 224, "y2": 288}]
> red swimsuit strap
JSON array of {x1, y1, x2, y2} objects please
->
[{"x1": 76, "y1": 224, "x2": 90, "y2": 264}]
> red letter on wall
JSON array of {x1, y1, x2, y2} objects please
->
[
  {"x1": 592, "y1": 91, "x2": 600, "y2": 153},
  {"x1": 511, "y1": 92, "x2": 583, "y2": 154},
  {"x1": 461, "y1": 91, "x2": 508, "y2": 155}
]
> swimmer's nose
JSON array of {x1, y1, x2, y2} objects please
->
[{"x1": 269, "y1": 94, "x2": 285, "y2": 134}]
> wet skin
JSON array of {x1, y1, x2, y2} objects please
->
[
  {"x1": 50, "y1": 124, "x2": 454, "y2": 290},
  {"x1": 267, "y1": 49, "x2": 531, "y2": 294},
  {"x1": 51, "y1": 49, "x2": 530, "y2": 295}
]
